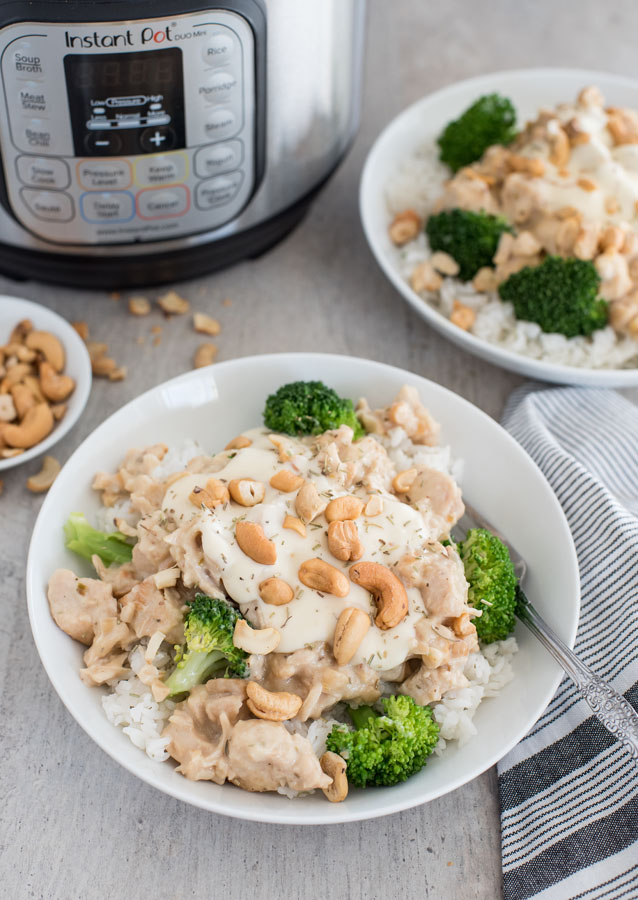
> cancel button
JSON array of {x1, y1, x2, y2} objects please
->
[{"x1": 138, "y1": 186, "x2": 189, "y2": 219}]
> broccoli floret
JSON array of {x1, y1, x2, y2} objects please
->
[
  {"x1": 325, "y1": 695, "x2": 440, "y2": 788},
  {"x1": 498, "y1": 255, "x2": 608, "y2": 338},
  {"x1": 437, "y1": 93, "x2": 517, "y2": 172},
  {"x1": 263, "y1": 380, "x2": 364, "y2": 439},
  {"x1": 458, "y1": 528, "x2": 517, "y2": 643},
  {"x1": 426, "y1": 209, "x2": 513, "y2": 281},
  {"x1": 64, "y1": 512, "x2": 133, "y2": 566},
  {"x1": 164, "y1": 594, "x2": 248, "y2": 697}
]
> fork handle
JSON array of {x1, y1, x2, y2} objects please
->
[{"x1": 516, "y1": 590, "x2": 638, "y2": 761}]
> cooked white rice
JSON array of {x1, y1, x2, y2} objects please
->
[{"x1": 386, "y1": 142, "x2": 638, "y2": 370}]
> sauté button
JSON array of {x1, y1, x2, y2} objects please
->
[
  {"x1": 78, "y1": 160, "x2": 132, "y2": 190},
  {"x1": 137, "y1": 186, "x2": 189, "y2": 218},
  {"x1": 16, "y1": 156, "x2": 70, "y2": 190},
  {"x1": 201, "y1": 31, "x2": 235, "y2": 66},
  {"x1": 194, "y1": 141, "x2": 242, "y2": 178},
  {"x1": 20, "y1": 189, "x2": 73, "y2": 221},
  {"x1": 80, "y1": 191, "x2": 134, "y2": 223},
  {"x1": 195, "y1": 172, "x2": 243, "y2": 209}
]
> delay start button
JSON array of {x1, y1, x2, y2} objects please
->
[
  {"x1": 195, "y1": 172, "x2": 243, "y2": 210},
  {"x1": 80, "y1": 191, "x2": 134, "y2": 223},
  {"x1": 137, "y1": 185, "x2": 189, "y2": 219}
]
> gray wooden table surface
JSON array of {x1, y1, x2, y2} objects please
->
[{"x1": 2, "y1": 3, "x2": 638, "y2": 899}]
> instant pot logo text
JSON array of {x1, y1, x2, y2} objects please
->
[{"x1": 64, "y1": 24, "x2": 205, "y2": 49}]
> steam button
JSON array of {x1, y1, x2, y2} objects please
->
[
  {"x1": 201, "y1": 31, "x2": 234, "y2": 66},
  {"x1": 203, "y1": 108, "x2": 236, "y2": 141},
  {"x1": 20, "y1": 189, "x2": 73, "y2": 222}
]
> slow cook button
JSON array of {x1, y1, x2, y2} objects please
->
[
  {"x1": 198, "y1": 70, "x2": 238, "y2": 105},
  {"x1": 137, "y1": 185, "x2": 189, "y2": 219},
  {"x1": 135, "y1": 153, "x2": 187, "y2": 187},
  {"x1": 78, "y1": 159, "x2": 132, "y2": 190},
  {"x1": 194, "y1": 141, "x2": 242, "y2": 178},
  {"x1": 20, "y1": 188, "x2": 73, "y2": 222},
  {"x1": 203, "y1": 108, "x2": 236, "y2": 141},
  {"x1": 80, "y1": 191, "x2": 135, "y2": 223},
  {"x1": 201, "y1": 31, "x2": 235, "y2": 66},
  {"x1": 195, "y1": 172, "x2": 243, "y2": 210},
  {"x1": 16, "y1": 156, "x2": 70, "y2": 189}
]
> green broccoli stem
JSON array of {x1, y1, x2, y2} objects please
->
[
  {"x1": 349, "y1": 706, "x2": 379, "y2": 730},
  {"x1": 165, "y1": 649, "x2": 227, "y2": 697}
]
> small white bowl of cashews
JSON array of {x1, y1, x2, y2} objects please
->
[{"x1": 0, "y1": 295, "x2": 92, "y2": 474}]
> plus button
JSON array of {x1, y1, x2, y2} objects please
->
[{"x1": 149, "y1": 130, "x2": 165, "y2": 148}]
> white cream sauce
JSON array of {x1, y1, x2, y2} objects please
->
[
  {"x1": 161, "y1": 428, "x2": 441, "y2": 672},
  {"x1": 522, "y1": 102, "x2": 638, "y2": 225}
]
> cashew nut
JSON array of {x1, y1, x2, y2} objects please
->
[
  {"x1": 349, "y1": 561, "x2": 409, "y2": 630},
  {"x1": 270, "y1": 469, "x2": 305, "y2": 492},
  {"x1": 1, "y1": 363, "x2": 33, "y2": 392},
  {"x1": 333, "y1": 607, "x2": 371, "y2": 665},
  {"x1": 25, "y1": 330, "x2": 65, "y2": 372},
  {"x1": 259, "y1": 577, "x2": 294, "y2": 606},
  {"x1": 283, "y1": 515, "x2": 306, "y2": 537},
  {"x1": 392, "y1": 468, "x2": 418, "y2": 493},
  {"x1": 3, "y1": 402, "x2": 54, "y2": 449},
  {"x1": 233, "y1": 619, "x2": 280, "y2": 655},
  {"x1": 26, "y1": 454, "x2": 60, "y2": 493},
  {"x1": 245, "y1": 681, "x2": 302, "y2": 721},
  {"x1": 268, "y1": 433, "x2": 293, "y2": 462},
  {"x1": 39, "y1": 360, "x2": 75, "y2": 403},
  {"x1": 325, "y1": 495, "x2": 363, "y2": 522},
  {"x1": 295, "y1": 482, "x2": 326, "y2": 523},
  {"x1": 235, "y1": 521, "x2": 277, "y2": 565},
  {"x1": 298, "y1": 558, "x2": 350, "y2": 597},
  {"x1": 229, "y1": 478, "x2": 265, "y2": 507},
  {"x1": 388, "y1": 209, "x2": 421, "y2": 246},
  {"x1": 224, "y1": 435, "x2": 252, "y2": 450},
  {"x1": 11, "y1": 383, "x2": 35, "y2": 419},
  {"x1": 189, "y1": 477, "x2": 229, "y2": 509},
  {"x1": 9, "y1": 318, "x2": 32, "y2": 344},
  {"x1": 320, "y1": 751, "x2": 348, "y2": 802},
  {"x1": 328, "y1": 520, "x2": 364, "y2": 562},
  {"x1": 0, "y1": 394, "x2": 16, "y2": 422},
  {"x1": 364, "y1": 494, "x2": 384, "y2": 517},
  {"x1": 451, "y1": 612, "x2": 476, "y2": 637}
]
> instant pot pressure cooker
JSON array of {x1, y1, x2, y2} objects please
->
[{"x1": 0, "y1": 0, "x2": 365, "y2": 287}]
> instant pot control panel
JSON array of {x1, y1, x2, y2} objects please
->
[{"x1": 0, "y1": 10, "x2": 263, "y2": 245}]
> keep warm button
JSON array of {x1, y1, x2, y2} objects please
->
[
  {"x1": 138, "y1": 185, "x2": 189, "y2": 219},
  {"x1": 195, "y1": 172, "x2": 243, "y2": 210}
]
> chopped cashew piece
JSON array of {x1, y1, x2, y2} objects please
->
[
  {"x1": 158, "y1": 290, "x2": 190, "y2": 315},
  {"x1": 225, "y1": 435, "x2": 252, "y2": 450},
  {"x1": 233, "y1": 619, "x2": 280, "y2": 655},
  {"x1": 193, "y1": 313, "x2": 221, "y2": 335},
  {"x1": 389, "y1": 209, "x2": 421, "y2": 245},
  {"x1": 128, "y1": 296, "x2": 151, "y2": 316},
  {"x1": 193, "y1": 343, "x2": 217, "y2": 368},
  {"x1": 26, "y1": 455, "x2": 61, "y2": 493},
  {"x1": 283, "y1": 515, "x2": 306, "y2": 537},
  {"x1": 229, "y1": 478, "x2": 266, "y2": 507}
]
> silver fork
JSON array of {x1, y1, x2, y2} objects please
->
[{"x1": 455, "y1": 503, "x2": 638, "y2": 761}]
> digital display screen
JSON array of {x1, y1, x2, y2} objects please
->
[{"x1": 64, "y1": 49, "x2": 185, "y2": 157}]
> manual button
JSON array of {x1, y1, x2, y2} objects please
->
[
  {"x1": 20, "y1": 189, "x2": 73, "y2": 222},
  {"x1": 195, "y1": 172, "x2": 243, "y2": 210},
  {"x1": 16, "y1": 156, "x2": 70, "y2": 190},
  {"x1": 80, "y1": 191, "x2": 134, "y2": 223},
  {"x1": 137, "y1": 185, "x2": 189, "y2": 219},
  {"x1": 78, "y1": 159, "x2": 132, "y2": 190}
]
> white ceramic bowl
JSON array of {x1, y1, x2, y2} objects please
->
[
  {"x1": 0, "y1": 295, "x2": 92, "y2": 470},
  {"x1": 26, "y1": 353, "x2": 579, "y2": 824},
  {"x1": 360, "y1": 68, "x2": 638, "y2": 387}
]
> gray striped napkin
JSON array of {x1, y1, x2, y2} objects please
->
[{"x1": 497, "y1": 385, "x2": 638, "y2": 900}]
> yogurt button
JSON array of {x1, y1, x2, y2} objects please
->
[
  {"x1": 20, "y1": 189, "x2": 73, "y2": 221},
  {"x1": 201, "y1": 31, "x2": 234, "y2": 66},
  {"x1": 194, "y1": 141, "x2": 242, "y2": 178}
]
